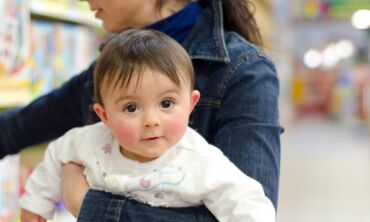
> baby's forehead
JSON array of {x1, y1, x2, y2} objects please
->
[
  {"x1": 115, "y1": 68, "x2": 190, "y2": 86},
  {"x1": 103, "y1": 69, "x2": 191, "y2": 93}
]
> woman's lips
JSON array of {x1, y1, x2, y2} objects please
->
[{"x1": 94, "y1": 9, "x2": 102, "y2": 19}]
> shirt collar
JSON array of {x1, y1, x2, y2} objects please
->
[
  {"x1": 100, "y1": 1, "x2": 229, "y2": 63},
  {"x1": 147, "y1": 2, "x2": 203, "y2": 43},
  {"x1": 182, "y1": 0, "x2": 230, "y2": 63}
]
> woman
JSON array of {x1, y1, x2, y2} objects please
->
[{"x1": 1, "y1": 0, "x2": 282, "y2": 221}]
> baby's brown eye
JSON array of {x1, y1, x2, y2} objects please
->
[
  {"x1": 125, "y1": 104, "x2": 138, "y2": 113},
  {"x1": 161, "y1": 100, "x2": 173, "y2": 108}
]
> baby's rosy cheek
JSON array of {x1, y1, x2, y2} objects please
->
[
  {"x1": 114, "y1": 124, "x2": 136, "y2": 143},
  {"x1": 167, "y1": 113, "x2": 189, "y2": 137}
]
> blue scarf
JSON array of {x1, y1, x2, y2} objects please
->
[{"x1": 147, "y1": 2, "x2": 203, "y2": 43}]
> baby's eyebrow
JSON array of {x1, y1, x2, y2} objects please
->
[
  {"x1": 114, "y1": 95, "x2": 137, "y2": 104},
  {"x1": 114, "y1": 87, "x2": 181, "y2": 104},
  {"x1": 159, "y1": 88, "x2": 181, "y2": 96}
]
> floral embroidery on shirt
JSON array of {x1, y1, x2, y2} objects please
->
[
  {"x1": 103, "y1": 163, "x2": 186, "y2": 206},
  {"x1": 140, "y1": 178, "x2": 151, "y2": 188},
  {"x1": 102, "y1": 143, "x2": 112, "y2": 154},
  {"x1": 130, "y1": 165, "x2": 185, "y2": 191}
]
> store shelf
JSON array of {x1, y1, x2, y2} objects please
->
[
  {"x1": 0, "y1": 78, "x2": 32, "y2": 108},
  {"x1": 0, "y1": 90, "x2": 32, "y2": 108},
  {"x1": 30, "y1": 1, "x2": 102, "y2": 27}
]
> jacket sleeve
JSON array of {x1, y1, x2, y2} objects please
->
[
  {"x1": 0, "y1": 62, "x2": 96, "y2": 159},
  {"x1": 79, "y1": 190, "x2": 218, "y2": 222},
  {"x1": 212, "y1": 52, "x2": 283, "y2": 208},
  {"x1": 19, "y1": 129, "x2": 79, "y2": 219}
]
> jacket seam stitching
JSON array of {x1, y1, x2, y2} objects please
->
[
  {"x1": 114, "y1": 199, "x2": 124, "y2": 222},
  {"x1": 218, "y1": 51, "x2": 258, "y2": 97}
]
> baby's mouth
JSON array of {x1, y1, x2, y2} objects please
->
[{"x1": 143, "y1": 136, "x2": 161, "y2": 141}]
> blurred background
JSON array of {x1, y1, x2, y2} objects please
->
[{"x1": 0, "y1": 0, "x2": 369, "y2": 221}]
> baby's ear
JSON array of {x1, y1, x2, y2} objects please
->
[
  {"x1": 93, "y1": 103, "x2": 110, "y2": 128},
  {"x1": 190, "y1": 90, "x2": 200, "y2": 111}
]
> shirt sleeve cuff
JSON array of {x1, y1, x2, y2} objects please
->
[{"x1": 20, "y1": 195, "x2": 56, "y2": 220}]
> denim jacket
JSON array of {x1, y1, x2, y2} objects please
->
[{"x1": 1, "y1": 0, "x2": 282, "y2": 220}]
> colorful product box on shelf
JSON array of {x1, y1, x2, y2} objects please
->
[
  {"x1": 303, "y1": 0, "x2": 370, "y2": 20},
  {"x1": 30, "y1": 20, "x2": 100, "y2": 97},
  {"x1": 1, "y1": 0, "x2": 101, "y2": 109},
  {"x1": 0, "y1": 156, "x2": 20, "y2": 222},
  {"x1": 0, "y1": 0, "x2": 30, "y2": 77},
  {"x1": 0, "y1": 0, "x2": 32, "y2": 108}
]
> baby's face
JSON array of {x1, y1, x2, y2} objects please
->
[{"x1": 96, "y1": 68, "x2": 199, "y2": 162}]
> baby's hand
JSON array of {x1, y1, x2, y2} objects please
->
[{"x1": 20, "y1": 209, "x2": 46, "y2": 222}]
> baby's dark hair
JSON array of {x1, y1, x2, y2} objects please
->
[{"x1": 94, "y1": 29, "x2": 194, "y2": 105}]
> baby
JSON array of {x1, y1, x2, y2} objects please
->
[{"x1": 20, "y1": 29, "x2": 275, "y2": 222}]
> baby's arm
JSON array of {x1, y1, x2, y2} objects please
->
[
  {"x1": 20, "y1": 130, "x2": 78, "y2": 220},
  {"x1": 200, "y1": 155, "x2": 276, "y2": 222},
  {"x1": 21, "y1": 208, "x2": 47, "y2": 222}
]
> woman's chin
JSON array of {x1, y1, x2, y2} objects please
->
[{"x1": 102, "y1": 23, "x2": 124, "y2": 33}]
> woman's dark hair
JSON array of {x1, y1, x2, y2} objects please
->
[
  {"x1": 156, "y1": 0, "x2": 263, "y2": 47},
  {"x1": 222, "y1": 0, "x2": 263, "y2": 47}
]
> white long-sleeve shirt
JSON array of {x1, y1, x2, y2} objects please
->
[{"x1": 20, "y1": 122, "x2": 275, "y2": 221}]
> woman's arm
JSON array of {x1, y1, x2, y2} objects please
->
[
  {"x1": 61, "y1": 163, "x2": 90, "y2": 217},
  {"x1": 62, "y1": 165, "x2": 217, "y2": 221},
  {"x1": 77, "y1": 190, "x2": 217, "y2": 222},
  {"x1": 0, "y1": 62, "x2": 96, "y2": 159},
  {"x1": 212, "y1": 53, "x2": 283, "y2": 208}
]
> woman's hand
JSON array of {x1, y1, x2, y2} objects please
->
[
  {"x1": 20, "y1": 209, "x2": 46, "y2": 222},
  {"x1": 61, "y1": 162, "x2": 90, "y2": 218}
]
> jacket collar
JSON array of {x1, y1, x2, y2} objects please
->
[{"x1": 182, "y1": 0, "x2": 230, "y2": 63}]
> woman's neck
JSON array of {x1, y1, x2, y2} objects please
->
[{"x1": 157, "y1": 1, "x2": 189, "y2": 21}]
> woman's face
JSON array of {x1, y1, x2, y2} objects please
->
[{"x1": 86, "y1": 0, "x2": 159, "y2": 32}]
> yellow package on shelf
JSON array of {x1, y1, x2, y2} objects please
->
[
  {"x1": 30, "y1": 0, "x2": 102, "y2": 27},
  {"x1": 0, "y1": 78, "x2": 32, "y2": 108}
]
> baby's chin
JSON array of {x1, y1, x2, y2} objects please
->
[
  {"x1": 138, "y1": 152, "x2": 168, "y2": 163},
  {"x1": 141, "y1": 148, "x2": 172, "y2": 162}
]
